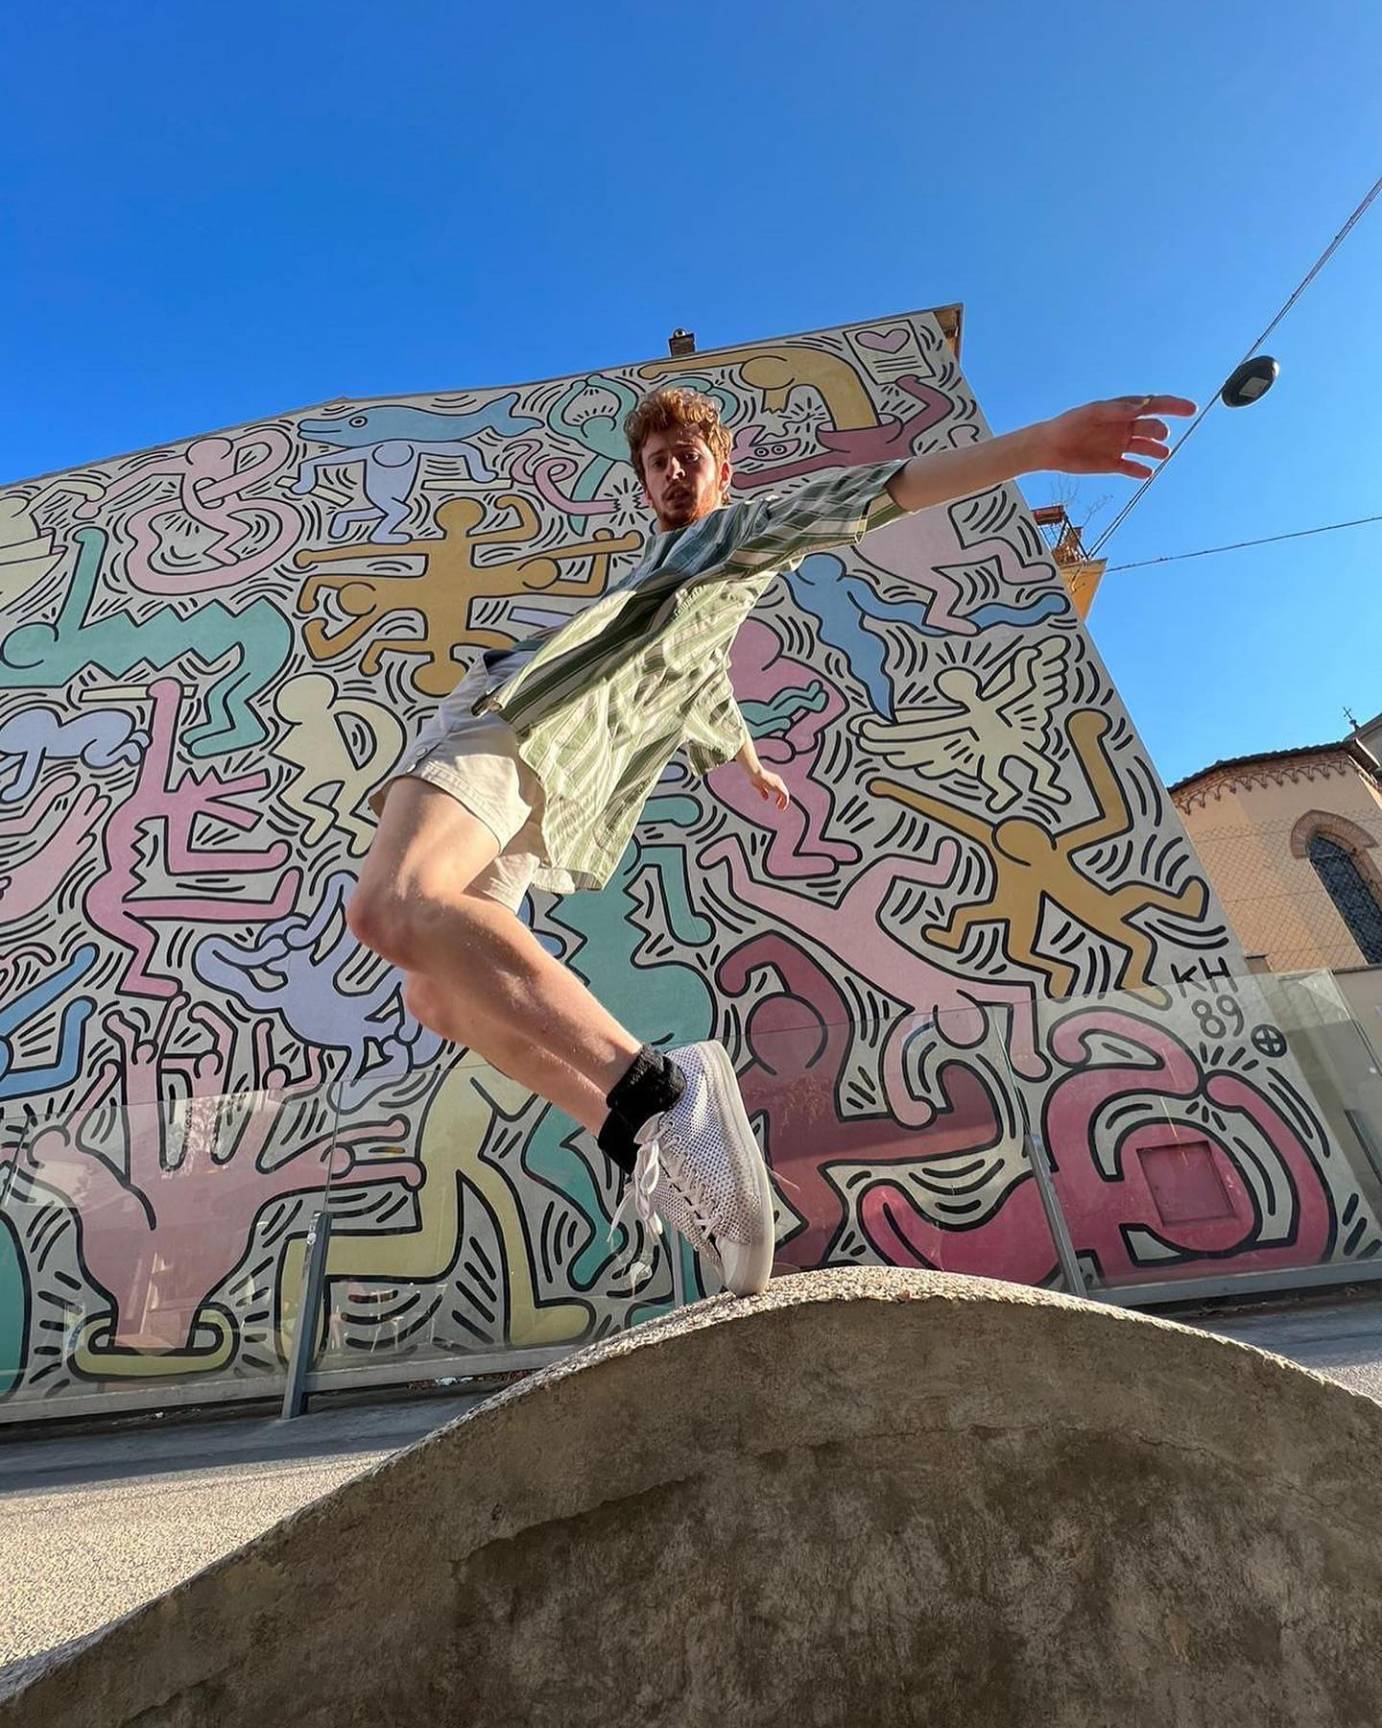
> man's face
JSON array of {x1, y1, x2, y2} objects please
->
[{"x1": 639, "y1": 426, "x2": 731, "y2": 531}]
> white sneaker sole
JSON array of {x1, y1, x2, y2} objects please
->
[{"x1": 685, "y1": 1040, "x2": 775, "y2": 1297}]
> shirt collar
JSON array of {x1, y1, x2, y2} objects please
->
[{"x1": 647, "y1": 500, "x2": 733, "y2": 547}]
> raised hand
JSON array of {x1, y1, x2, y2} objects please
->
[{"x1": 1035, "y1": 395, "x2": 1196, "y2": 480}]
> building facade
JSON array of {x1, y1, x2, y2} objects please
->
[
  {"x1": 2, "y1": 308, "x2": 1377, "y2": 1421},
  {"x1": 1172, "y1": 734, "x2": 1382, "y2": 1182},
  {"x1": 1171, "y1": 736, "x2": 1382, "y2": 979}
]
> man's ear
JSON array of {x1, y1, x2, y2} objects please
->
[{"x1": 719, "y1": 457, "x2": 733, "y2": 503}]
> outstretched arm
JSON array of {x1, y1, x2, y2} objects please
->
[
  {"x1": 719, "y1": 394, "x2": 1194, "y2": 578},
  {"x1": 294, "y1": 537, "x2": 433, "y2": 567},
  {"x1": 885, "y1": 395, "x2": 1194, "y2": 514},
  {"x1": 867, "y1": 776, "x2": 996, "y2": 847},
  {"x1": 1060, "y1": 709, "x2": 1134, "y2": 851},
  {"x1": 468, "y1": 492, "x2": 542, "y2": 546}
]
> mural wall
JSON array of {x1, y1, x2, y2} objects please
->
[{"x1": 2, "y1": 309, "x2": 1377, "y2": 1416}]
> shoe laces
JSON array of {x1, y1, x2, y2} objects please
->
[
  {"x1": 608, "y1": 1124, "x2": 716, "y2": 1292},
  {"x1": 608, "y1": 1134, "x2": 663, "y2": 1292}
]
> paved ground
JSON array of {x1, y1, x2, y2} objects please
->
[
  {"x1": 0, "y1": 1391, "x2": 488, "y2": 1688},
  {"x1": 4, "y1": 1290, "x2": 1382, "y2": 1689},
  {"x1": 1197, "y1": 1292, "x2": 1382, "y2": 1402}
]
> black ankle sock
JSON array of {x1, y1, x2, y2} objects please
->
[
  {"x1": 596, "y1": 1113, "x2": 638, "y2": 1175},
  {"x1": 597, "y1": 1044, "x2": 686, "y2": 1174}
]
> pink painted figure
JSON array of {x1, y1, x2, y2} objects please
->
[
  {"x1": 507, "y1": 439, "x2": 618, "y2": 520},
  {"x1": 1042, "y1": 1008, "x2": 1334, "y2": 1281},
  {"x1": 72, "y1": 430, "x2": 300, "y2": 593},
  {"x1": 722, "y1": 932, "x2": 1055, "y2": 1281},
  {"x1": 23, "y1": 1004, "x2": 419, "y2": 1359},
  {"x1": 83, "y1": 678, "x2": 302, "y2": 998},
  {"x1": 0, "y1": 772, "x2": 108, "y2": 926},
  {"x1": 730, "y1": 376, "x2": 952, "y2": 488},
  {"x1": 707, "y1": 619, "x2": 860, "y2": 878},
  {"x1": 701, "y1": 831, "x2": 1047, "y2": 1126}
]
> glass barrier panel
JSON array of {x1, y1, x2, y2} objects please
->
[
  {"x1": 0, "y1": 1081, "x2": 332, "y2": 1419},
  {"x1": 309, "y1": 1047, "x2": 680, "y2": 1391},
  {"x1": 1022, "y1": 972, "x2": 1382, "y2": 1299},
  {"x1": 744, "y1": 1004, "x2": 1066, "y2": 1291},
  {"x1": 10, "y1": 964, "x2": 1379, "y2": 1419}
]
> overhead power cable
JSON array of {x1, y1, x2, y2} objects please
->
[
  {"x1": 1103, "y1": 512, "x2": 1382, "y2": 573},
  {"x1": 1086, "y1": 172, "x2": 1382, "y2": 562}
]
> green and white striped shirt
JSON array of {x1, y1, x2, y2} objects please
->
[{"x1": 475, "y1": 457, "x2": 909, "y2": 891}]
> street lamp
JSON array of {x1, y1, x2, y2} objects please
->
[{"x1": 1220, "y1": 355, "x2": 1279, "y2": 408}]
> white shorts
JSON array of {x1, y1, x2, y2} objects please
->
[{"x1": 367, "y1": 664, "x2": 546, "y2": 913}]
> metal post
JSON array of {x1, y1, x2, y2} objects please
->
[
  {"x1": 1023, "y1": 1129, "x2": 1087, "y2": 1298},
  {"x1": 280, "y1": 1209, "x2": 333, "y2": 1421}
]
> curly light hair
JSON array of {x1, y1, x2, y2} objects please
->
[{"x1": 623, "y1": 386, "x2": 733, "y2": 494}]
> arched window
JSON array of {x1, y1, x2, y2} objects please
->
[{"x1": 1308, "y1": 834, "x2": 1382, "y2": 964}]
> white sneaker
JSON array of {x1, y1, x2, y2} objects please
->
[{"x1": 616, "y1": 1041, "x2": 775, "y2": 1297}]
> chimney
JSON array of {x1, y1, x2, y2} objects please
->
[{"x1": 667, "y1": 328, "x2": 696, "y2": 356}]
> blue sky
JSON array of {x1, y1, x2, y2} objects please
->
[{"x1": 4, "y1": 0, "x2": 1378, "y2": 782}]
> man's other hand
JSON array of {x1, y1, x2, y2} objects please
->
[{"x1": 744, "y1": 765, "x2": 791, "y2": 809}]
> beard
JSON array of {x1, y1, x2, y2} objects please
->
[{"x1": 660, "y1": 485, "x2": 707, "y2": 526}]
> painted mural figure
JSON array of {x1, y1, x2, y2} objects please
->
[
  {"x1": 716, "y1": 930, "x2": 1044, "y2": 1278},
  {"x1": 193, "y1": 869, "x2": 444, "y2": 1108},
  {"x1": 647, "y1": 346, "x2": 967, "y2": 488},
  {"x1": 292, "y1": 397, "x2": 542, "y2": 540},
  {"x1": 700, "y1": 826, "x2": 1050, "y2": 1115},
  {"x1": 71, "y1": 429, "x2": 301, "y2": 592},
  {"x1": 0, "y1": 526, "x2": 293, "y2": 757},
  {"x1": 0, "y1": 943, "x2": 99, "y2": 1102},
  {"x1": 83, "y1": 678, "x2": 303, "y2": 997},
  {"x1": 870, "y1": 707, "x2": 1211, "y2": 999},
  {"x1": 0, "y1": 771, "x2": 108, "y2": 929},
  {"x1": 718, "y1": 618, "x2": 862, "y2": 878},
  {"x1": 345, "y1": 383, "x2": 1194, "y2": 1302},
  {"x1": 269, "y1": 673, "x2": 405, "y2": 856},
  {"x1": 1041, "y1": 1007, "x2": 1335, "y2": 1280},
  {"x1": 786, "y1": 551, "x2": 1067, "y2": 719},
  {"x1": 546, "y1": 376, "x2": 642, "y2": 525},
  {"x1": 21, "y1": 1004, "x2": 416, "y2": 1371},
  {"x1": 293, "y1": 494, "x2": 640, "y2": 697},
  {"x1": 0, "y1": 496, "x2": 65, "y2": 613},
  {"x1": 0, "y1": 704, "x2": 145, "y2": 803},
  {"x1": 856, "y1": 636, "x2": 1072, "y2": 810}
]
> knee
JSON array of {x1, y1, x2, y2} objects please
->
[
  {"x1": 346, "y1": 877, "x2": 483, "y2": 972},
  {"x1": 345, "y1": 881, "x2": 422, "y2": 969},
  {"x1": 401, "y1": 973, "x2": 444, "y2": 1029}
]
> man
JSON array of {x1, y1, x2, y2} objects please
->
[{"x1": 348, "y1": 380, "x2": 1193, "y2": 1297}]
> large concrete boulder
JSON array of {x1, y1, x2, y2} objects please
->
[{"x1": 8, "y1": 1268, "x2": 1382, "y2": 1727}]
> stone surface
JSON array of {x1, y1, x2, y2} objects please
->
[{"x1": 7, "y1": 1268, "x2": 1382, "y2": 1727}]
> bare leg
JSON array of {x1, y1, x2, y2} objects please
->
[
  {"x1": 402, "y1": 971, "x2": 612, "y2": 1134},
  {"x1": 348, "y1": 776, "x2": 642, "y2": 1135}
]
